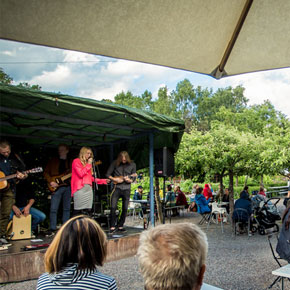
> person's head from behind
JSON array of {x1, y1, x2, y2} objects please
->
[
  {"x1": 259, "y1": 186, "x2": 264, "y2": 192},
  {"x1": 243, "y1": 186, "x2": 249, "y2": 192},
  {"x1": 138, "y1": 223, "x2": 208, "y2": 290},
  {"x1": 196, "y1": 187, "x2": 203, "y2": 195},
  {"x1": 44, "y1": 215, "x2": 107, "y2": 273},
  {"x1": 167, "y1": 184, "x2": 172, "y2": 192}
]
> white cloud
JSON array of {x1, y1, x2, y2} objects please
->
[
  {"x1": 1, "y1": 50, "x2": 14, "y2": 56},
  {"x1": 79, "y1": 82, "x2": 128, "y2": 101},
  {"x1": 63, "y1": 50, "x2": 100, "y2": 67},
  {"x1": 27, "y1": 65, "x2": 73, "y2": 89},
  {"x1": 217, "y1": 69, "x2": 290, "y2": 117}
]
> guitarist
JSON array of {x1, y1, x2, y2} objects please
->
[
  {"x1": 44, "y1": 144, "x2": 72, "y2": 237},
  {"x1": 106, "y1": 151, "x2": 136, "y2": 233},
  {"x1": 0, "y1": 140, "x2": 27, "y2": 242}
]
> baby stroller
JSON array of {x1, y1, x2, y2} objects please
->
[{"x1": 252, "y1": 196, "x2": 281, "y2": 235}]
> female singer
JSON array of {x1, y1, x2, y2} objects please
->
[{"x1": 71, "y1": 147, "x2": 107, "y2": 216}]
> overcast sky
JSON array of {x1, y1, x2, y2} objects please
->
[{"x1": 1, "y1": 39, "x2": 290, "y2": 118}]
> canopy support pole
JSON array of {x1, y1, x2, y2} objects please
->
[{"x1": 149, "y1": 132, "x2": 155, "y2": 227}]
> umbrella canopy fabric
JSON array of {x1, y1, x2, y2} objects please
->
[
  {"x1": 0, "y1": 84, "x2": 185, "y2": 168},
  {"x1": 1, "y1": 0, "x2": 290, "y2": 79}
]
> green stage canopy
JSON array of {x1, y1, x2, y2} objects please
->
[{"x1": 0, "y1": 85, "x2": 184, "y2": 169}]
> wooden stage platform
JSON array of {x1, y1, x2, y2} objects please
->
[{"x1": 0, "y1": 226, "x2": 143, "y2": 284}]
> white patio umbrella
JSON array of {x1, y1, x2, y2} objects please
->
[{"x1": 1, "y1": 0, "x2": 290, "y2": 79}]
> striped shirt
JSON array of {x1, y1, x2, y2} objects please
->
[{"x1": 37, "y1": 264, "x2": 117, "y2": 290}]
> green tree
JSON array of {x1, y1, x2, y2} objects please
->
[
  {"x1": 114, "y1": 90, "x2": 153, "y2": 110},
  {"x1": 176, "y1": 124, "x2": 260, "y2": 213},
  {"x1": 17, "y1": 82, "x2": 42, "y2": 91},
  {"x1": 152, "y1": 86, "x2": 177, "y2": 117},
  {"x1": 0, "y1": 67, "x2": 13, "y2": 84}
]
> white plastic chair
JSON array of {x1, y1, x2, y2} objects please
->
[
  {"x1": 207, "y1": 202, "x2": 228, "y2": 233},
  {"x1": 127, "y1": 200, "x2": 141, "y2": 220}
]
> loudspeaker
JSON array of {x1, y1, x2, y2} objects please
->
[{"x1": 154, "y1": 147, "x2": 175, "y2": 177}]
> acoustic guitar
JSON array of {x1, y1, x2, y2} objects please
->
[
  {"x1": 113, "y1": 173, "x2": 138, "y2": 184},
  {"x1": 47, "y1": 160, "x2": 102, "y2": 192},
  {"x1": 0, "y1": 167, "x2": 43, "y2": 191}
]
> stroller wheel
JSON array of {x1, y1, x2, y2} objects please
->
[
  {"x1": 251, "y1": 226, "x2": 257, "y2": 233},
  {"x1": 258, "y1": 225, "x2": 266, "y2": 235}
]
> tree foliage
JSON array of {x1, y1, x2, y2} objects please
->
[{"x1": 0, "y1": 67, "x2": 13, "y2": 85}]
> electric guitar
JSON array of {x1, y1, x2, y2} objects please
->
[
  {"x1": 0, "y1": 167, "x2": 43, "y2": 190},
  {"x1": 47, "y1": 172, "x2": 72, "y2": 192},
  {"x1": 47, "y1": 160, "x2": 102, "y2": 192}
]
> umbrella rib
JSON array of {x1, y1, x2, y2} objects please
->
[{"x1": 215, "y1": 0, "x2": 253, "y2": 78}]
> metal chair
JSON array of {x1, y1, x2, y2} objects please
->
[
  {"x1": 232, "y1": 208, "x2": 251, "y2": 237},
  {"x1": 197, "y1": 204, "x2": 211, "y2": 225}
]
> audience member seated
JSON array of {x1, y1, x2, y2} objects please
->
[
  {"x1": 195, "y1": 187, "x2": 211, "y2": 214},
  {"x1": 164, "y1": 185, "x2": 176, "y2": 207},
  {"x1": 137, "y1": 222, "x2": 207, "y2": 290},
  {"x1": 203, "y1": 184, "x2": 213, "y2": 201},
  {"x1": 233, "y1": 191, "x2": 253, "y2": 234},
  {"x1": 241, "y1": 185, "x2": 251, "y2": 200},
  {"x1": 276, "y1": 205, "x2": 290, "y2": 263},
  {"x1": 175, "y1": 186, "x2": 188, "y2": 208},
  {"x1": 10, "y1": 177, "x2": 46, "y2": 236},
  {"x1": 215, "y1": 184, "x2": 224, "y2": 201},
  {"x1": 258, "y1": 186, "x2": 266, "y2": 197},
  {"x1": 37, "y1": 215, "x2": 117, "y2": 290},
  {"x1": 191, "y1": 184, "x2": 199, "y2": 196},
  {"x1": 217, "y1": 187, "x2": 230, "y2": 214},
  {"x1": 164, "y1": 184, "x2": 177, "y2": 217},
  {"x1": 133, "y1": 185, "x2": 148, "y2": 218}
]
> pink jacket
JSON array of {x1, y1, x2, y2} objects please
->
[{"x1": 71, "y1": 158, "x2": 107, "y2": 196}]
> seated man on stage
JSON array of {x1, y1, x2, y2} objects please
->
[
  {"x1": 10, "y1": 177, "x2": 46, "y2": 236},
  {"x1": 106, "y1": 151, "x2": 136, "y2": 233}
]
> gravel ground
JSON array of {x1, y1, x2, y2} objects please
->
[{"x1": 0, "y1": 205, "x2": 288, "y2": 290}]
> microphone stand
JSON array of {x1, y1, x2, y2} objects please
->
[{"x1": 91, "y1": 159, "x2": 99, "y2": 219}]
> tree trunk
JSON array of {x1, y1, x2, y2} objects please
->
[
  {"x1": 154, "y1": 176, "x2": 164, "y2": 224},
  {"x1": 219, "y1": 174, "x2": 224, "y2": 200},
  {"x1": 244, "y1": 175, "x2": 248, "y2": 187},
  {"x1": 235, "y1": 176, "x2": 238, "y2": 187},
  {"x1": 229, "y1": 169, "x2": 235, "y2": 218},
  {"x1": 260, "y1": 175, "x2": 264, "y2": 187}
]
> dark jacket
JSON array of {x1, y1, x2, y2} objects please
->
[
  {"x1": 106, "y1": 161, "x2": 136, "y2": 190},
  {"x1": 0, "y1": 152, "x2": 26, "y2": 193},
  {"x1": 276, "y1": 208, "x2": 290, "y2": 263},
  {"x1": 233, "y1": 192, "x2": 252, "y2": 221}
]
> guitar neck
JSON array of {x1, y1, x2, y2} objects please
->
[
  {"x1": 60, "y1": 173, "x2": 72, "y2": 182},
  {"x1": 0, "y1": 168, "x2": 42, "y2": 182},
  {"x1": 0, "y1": 173, "x2": 18, "y2": 182}
]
